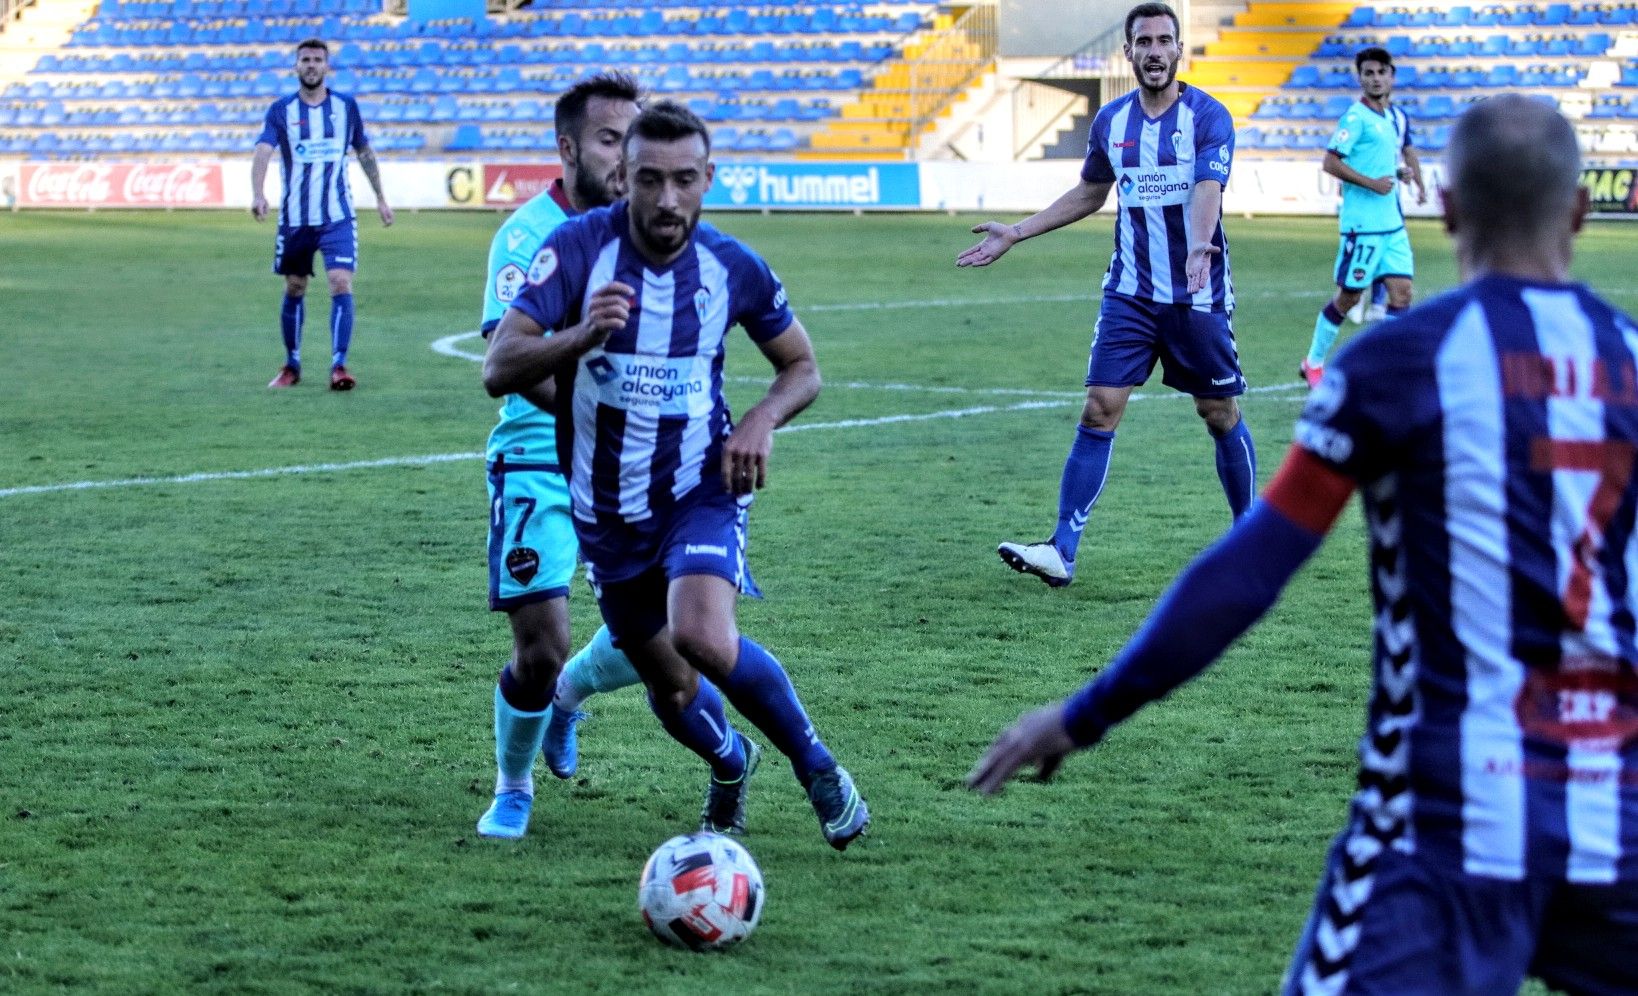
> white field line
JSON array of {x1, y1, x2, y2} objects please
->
[{"x1": 2, "y1": 387, "x2": 1306, "y2": 500}]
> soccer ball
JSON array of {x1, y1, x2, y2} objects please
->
[{"x1": 638, "y1": 831, "x2": 764, "y2": 951}]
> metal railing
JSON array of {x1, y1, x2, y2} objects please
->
[
  {"x1": 903, "y1": 1, "x2": 999, "y2": 138},
  {"x1": 1036, "y1": 0, "x2": 1192, "y2": 106},
  {"x1": 1, "y1": 0, "x2": 40, "y2": 34}
]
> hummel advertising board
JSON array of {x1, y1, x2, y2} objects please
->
[{"x1": 704, "y1": 162, "x2": 920, "y2": 210}]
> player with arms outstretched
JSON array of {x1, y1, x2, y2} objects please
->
[
  {"x1": 958, "y1": 2, "x2": 1255, "y2": 588},
  {"x1": 1300, "y1": 46, "x2": 1426, "y2": 388},
  {"x1": 251, "y1": 37, "x2": 393, "y2": 391},
  {"x1": 484, "y1": 102, "x2": 869, "y2": 850},
  {"x1": 971, "y1": 96, "x2": 1638, "y2": 993}
]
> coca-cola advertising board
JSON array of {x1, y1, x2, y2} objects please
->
[{"x1": 18, "y1": 163, "x2": 225, "y2": 208}]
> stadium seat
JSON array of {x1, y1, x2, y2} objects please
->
[{"x1": 446, "y1": 122, "x2": 482, "y2": 151}]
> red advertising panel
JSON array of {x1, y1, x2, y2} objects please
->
[
  {"x1": 480, "y1": 163, "x2": 563, "y2": 206},
  {"x1": 19, "y1": 163, "x2": 225, "y2": 208}
]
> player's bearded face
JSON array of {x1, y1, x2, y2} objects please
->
[
  {"x1": 568, "y1": 97, "x2": 639, "y2": 209},
  {"x1": 1125, "y1": 17, "x2": 1181, "y2": 94},
  {"x1": 624, "y1": 134, "x2": 713, "y2": 262},
  {"x1": 295, "y1": 48, "x2": 327, "y2": 89}
]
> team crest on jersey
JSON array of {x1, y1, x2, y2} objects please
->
[
  {"x1": 527, "y1": 246, "x2": 558, "y2": 285},
  {"x1": 1336, "y1": 127, "x2": 1351, "y2": 142},
  {"x1": 505, "y1": 547, "x2": 540, "y2": 585},
  {"x1": 694, "y1": 287, "x2": 711, "y2": 322},
  {"x1": 1171, "y1": 130, "x2": 1191, "y2": 162}
]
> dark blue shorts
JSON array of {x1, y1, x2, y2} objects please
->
[
  {"x1": 273, "y1": 219, "x2": 358, "y2": 276},
  {"x1": 577, "y1": 482, "x2": 761, "y2": 647},
  {"x1": 1284, "y1": 832, "x2": 1638, "y2": 995},
  {"x1": 1086, "y1": 293, "x2": 1244, "y2": 398}
]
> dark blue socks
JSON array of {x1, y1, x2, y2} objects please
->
[
  {"x1": 280, "y1": 294, "x2": 304, "y2": 370},
  {"x1": 330, "y1": 293, "x2": 354, "y2": 368},
  {"x1": 1213, "y1": 417, "x2": 1257, "y2": 520},
  {"x1": 1050, "y1": 424, "x2": 1115, "y2": 564},
  {"x1": 648, "y1": 679, "x2": 747, "y2": 782},
  {"x1": 719, "y1": 637, "x2": 835, "y2": 786}
]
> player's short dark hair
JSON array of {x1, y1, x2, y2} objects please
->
[
  {"x1": 295, "y1": 38, "x2": 328, "y2": 55},
  {"x1": 553, "y1": 71, "x2": 643, "y2": 144},
  {"x1": 1448, "y1": 95, "x2": 1581, "y2": 237},
  {"x1": 1125, "y1": 2, "x2": 1180, "y2": 42},
  {"x1": 1355, "y1": 46, "x2": 1393, "y2": 71},
  {"x1": 623, "y1": 99, "x2": 711, "y2": 157}
]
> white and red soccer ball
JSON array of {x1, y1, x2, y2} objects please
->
[{"x1": 638, "y1": 831, "x2": 764, "y2": 951}]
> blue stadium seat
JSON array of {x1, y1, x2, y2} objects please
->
[
  {"x1": 1288, "y1": 65, "x2": 1319, "y2": 88},
  {"x1": 446, "y1": 122, "x2": 482, "y2": 150},
  {"x1": 1342, "y1": 6, "x2": 1373, "y2": 28},
  {"x1": 1575, "y1": 33, "x2": 1611, "y2": 56},
  {"x1": 1485, "y1": 64, "x2": 1519, "y2": 87},
  {"x1": 1321, "y1": 94, "x2": 1353, "y2": 118},
  {"x1": 1538, "y1": 3, "x2": 1570, "y2": 25},
  {"x1": 1424, "y1": 94, "x2": 1456, "y2": 117},
  {"x1": 1438, "y1": 5, "x2": 1473, "y2": 25},
  {"x1": 1602, "y1": 6, "x2": 1635, "y2": 25}
]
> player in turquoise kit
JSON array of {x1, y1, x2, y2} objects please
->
[
  {"x1": 475, "y1": 73, "x2": 647, "y2": 840},
  {"x1": 1300, "y1": 46, "x2": 1426, "y2": 388}
]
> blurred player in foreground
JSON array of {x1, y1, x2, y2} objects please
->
[
  {"x1": 484, "y1": 102, "x2": 869, "y2": 849},
  {"x1": 1300, "y1": 46, "x2": 1426, "y2": 389},
  {"x1": 958, "y1": 2, "x2": 1255, "y2": 589},
  {"x1": 252, "y1": 38, "x2": 392, "y2": 391},
  {"x1": 475, "y1": 72, "x2": 650, "y2": 840},
  {"x1": 970, "y1": 96, "x2": 1638, "y2": 993}
]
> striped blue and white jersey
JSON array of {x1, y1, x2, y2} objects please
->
[
  {"x1": 1297, "y1": 274, "x2": 1638, "y2": 883},
  {"x1": 481, "y1": 180, "x2": 575, "y2": 463},
  {"x1": 1327, "y1": 99, "x2": 1413, "y2": 235},
  {"x1": 1081, "y1": 82, "x2": 1235, "y2": 312},
  {"x1": 257, "y1": 90, "x2": 369, "y2": 228},
  {"x1": 508, "y1": 202, "x2": 794, "y2": 524}
]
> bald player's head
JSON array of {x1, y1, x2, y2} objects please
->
[{"x1": 1444, "y1": 95, "x2": 1585, "y2": 240}]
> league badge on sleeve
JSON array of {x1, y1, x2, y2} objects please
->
[
  {"x1": 494, "y1": 263, "x2": 526, "y2": 304},
  {"x1": 527, "y1": 246, "x2": 558, "y2": 285}
]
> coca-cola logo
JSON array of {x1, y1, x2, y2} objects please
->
[
  {"x1": 122, "y1": 164, "x2": 219, "y2": 204},
  {"x1": 20, "y1": 163, "x2": 224, "y2": 207},
  {"x1": 24, "y1": 164, "x2": 114, "y2": 204}
]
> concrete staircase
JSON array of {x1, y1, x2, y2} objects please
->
[{"x1": 0, "y1": 0, "x2": 98, "y2": 83}]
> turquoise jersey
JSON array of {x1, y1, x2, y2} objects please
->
[
  {"x1": 481, "y1": 184, "x2": 572, "y2": 462},
  {"x1": 1327, "y1": 99, "x2": 1411, "y2": 236}
]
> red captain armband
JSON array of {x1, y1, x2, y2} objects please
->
[{"x1": 1262, "y1": 445, "x2": 1357, "y2": 536}]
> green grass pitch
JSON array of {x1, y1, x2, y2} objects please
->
[{"x1": 3, "y1": 209, "x2": 1633, "y2": 993}]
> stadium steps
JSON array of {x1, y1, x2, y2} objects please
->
[{"x1": 802, "y1": 8, "x2": 982, "y2": 159}]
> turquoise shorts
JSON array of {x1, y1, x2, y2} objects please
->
[
  {"x1": 1333, "y1": 228, "x2": 1414, "y2": 291},
  {"x1": 486, "y1": 456, "x2": 577, "y2": 611}
]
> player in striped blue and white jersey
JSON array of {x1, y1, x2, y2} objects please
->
[
  {"x1": 250, "y1": 38, "x2": 392, "y2": 391},
  {"x1": 485, "y1": 101, "x2": 869, "y2": 851},
  {"x1": 959, "y1": 2, "x2": 1256, "y2": 589},
  {"x1": 971, "y1": 96, "x2": 1638, "y2": 994}
]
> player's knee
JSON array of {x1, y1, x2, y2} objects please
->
[
  {"x1": 1197, "y1": 400, "x2": 1239, "y2": 435},
  {"x1": 327, "y1": 273, "x2": 353, "y2": 296},
  {"x1": 670, "y1": 619, "x2": 736, "y2": 677},
  {"x1": 1080, "y1": 399, "x2": 1123, "y2": 431},
  {"x1": 511, "y1": 634, "x2": 569, "y2": 690},
  {"x1": 1388, "y1": 285, "x2": 1413, "y2": 309},
  {"x1": 285, "y1": 277, "x2": 308, "y2": 297}
]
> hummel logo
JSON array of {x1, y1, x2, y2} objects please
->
[
  {"x1": 685, "y1": 543, "x2": 728, "y2": 558},
  {"x1": 1211, "y1": 375, "x2": 1238, "y2": 386},
  {"x1": 1070, "y1": 507, "x2": 1092, "y2": 533}
]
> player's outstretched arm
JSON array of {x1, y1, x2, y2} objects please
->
[
  {"x1": 967, "y1": 445, "x2": 1354, "y2": 796},
  {"x1": 722, "y1": 318, "x2": 820, "y2": 495},
  {"x1": 483, "y1": 281, "x2": 634, "y2": 398},
  {"x1": 956, "y1": 179, "x2": 1112, "y2": 267},
  {"x1": 250, "y1": 142, "x2": 274, "y2": 222}
]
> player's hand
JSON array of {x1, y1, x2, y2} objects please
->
[
  {"x1": 578, "y1": 281, "x2": 635, "y2": 349},
  {"x1": 721, "y1": 409, "x2": 775, "y2": 495},
  {"x1": 251, "y1": 194, "x2": 268, "y2": 222},
  {"x1": 1366, "y1": 175, "x2": 1395, "y2": 196},
  {"x1": 956, "y1": 222, "x2": 1021, "y2": 268},
  {"x1": 966, "y1": 702, "x2": 1079, "y2": 796},
  {"x1": 1185, "y1": 241, "x2": 1220, "y2": 294},
  {"x1": 378, "y1": 202, "x2": 395, "y2": 227}
]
